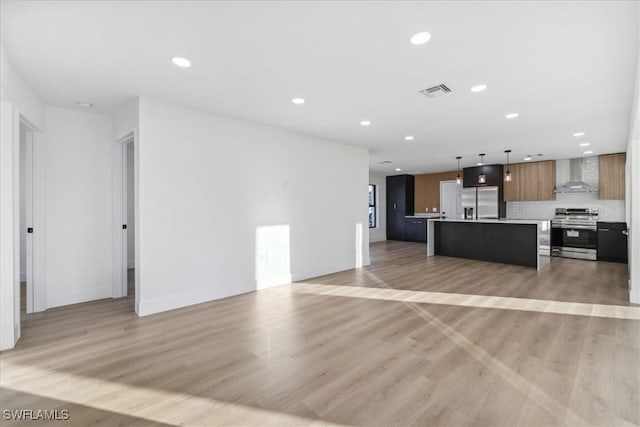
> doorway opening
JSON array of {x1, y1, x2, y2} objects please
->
[
  {"x1": 125, "y1": 140, "x2": 135, "y2": 307},
  {"x1": 113, "y1": 131, "x2": 137, "y2": 312},
  {"x1": 19, "y1": 120, "x2": 35, "y2": 316}
]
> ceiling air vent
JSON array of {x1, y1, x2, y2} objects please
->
[{"x1": 420, "y1": 84, "x2": 452, "y2": 98}]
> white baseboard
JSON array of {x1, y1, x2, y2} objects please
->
[
  {"x1": 1, "y1": 323, "x2": 21, "y2": 351},
  {"x1": 14, "y1": 322, "x2": 20, "y2": 345},
  {"x1": 630, "y1": 281, "x2": 640, "y2": 305},
  {"x1": 137, "y1": 285, "x2": 255, "y2": 317},
  {"x1": 369, "y1": 237, "x2": 387, "y2": 243},
  {"x1": 291, "y1": 261, "x2": 360, "y2": 283},
  {"x1": 137, "y1": 262, "x2": 368, "y2": 317},
  {"x1": 256, "y1": 274, "x2": 292, "y2": 290},
  {"x1": 47, "y1": 287, "x2": 112, "y2": 309}
]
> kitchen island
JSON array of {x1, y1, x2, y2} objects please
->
[{"x1": 427, "y1": 218, "x2": 551, "y2": 270}]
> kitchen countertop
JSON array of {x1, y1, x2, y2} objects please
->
[
  {"x1": 405, "y1": 214, "x2": 443, "y2": 218},
  {"x1": 429, "y1": 218, "x2": 550, "y2": 226}
]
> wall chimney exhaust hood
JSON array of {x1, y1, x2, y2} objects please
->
[{"x1": 554, "y1": 158, "x2": 598, "y2": 193}]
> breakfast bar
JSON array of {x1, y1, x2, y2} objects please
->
[{"x1": 427, "y1": 218, "x2": 551, "y2": 270}]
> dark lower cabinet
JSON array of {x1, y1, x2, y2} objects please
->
[
  {"x1": 597, "y1": 222, "x2": 628, "y2": 263},
  {"x1": 434, "y1": 221, "x2": 538, "y2": 268},
  {"x1": 404, "y1": 218, "x2": 427, "y2": 242},
  {"x1": 386, "y1": 175, "x2": 415, "y2": 241}
]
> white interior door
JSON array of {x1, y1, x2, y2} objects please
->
[{"x1": 440, "y1": 180, "x2": 463, "y2": 219}]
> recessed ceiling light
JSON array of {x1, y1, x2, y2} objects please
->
[
  {"x1": 573, "y1": 132, "x2": 585, "y2": 137},
  {"x1": 505, "y1": 113, "x2": 519, "y2": 119},
  {"x1": 360, "y1": 120, "x2": 371, "y2": 126},
  {"x1": 584, "y1": 150, "x2": 594, "y2": 155},
  {"x1": 470, "y1": 84, "x2": 487, "y2": 93},
  {"x1": 523, "y1": 156, "x2": 532, "y2": 161},
  {"x1": 476, "y1": 162, "x2": 483, "y2": 166},
  {"x1": 76, "y1": 101, "x2": 93, "y2": 109},
  {"x1": 410, "y1": 32, "x2": 432, "y2": 45},
  {"x1": 404, "y1": 136, "x2": 414, "y2": 141},
  {"x1": 579, "y1": 142, "x2": 591, "y2": 147},
  {"x1": 395, "y1": 168, "x2": 402, "y2": 172},
  {"x1": 291, "y1": 97, "x2": 305, "y2": 105},
  {"x1": 171, "y1": 57, "x2": 191, "y2": 68}
]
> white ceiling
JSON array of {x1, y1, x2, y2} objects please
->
[{"x1": 1, "y1": 1, "x2": 638, "y2": 174}]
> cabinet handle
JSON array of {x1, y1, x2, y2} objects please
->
[
  {"x1": 599, "y1": 229, "x2": 610, "y2": 232},
  {"x1": 394, "y1": 203, "x2": 397, "y2": 209},
  {"x1": 622, "y1": 230, "x2": 629, "y2": 236}
]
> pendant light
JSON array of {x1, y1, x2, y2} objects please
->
[
  {"x1": 455, "y1": 156, "x2": 462, "y2": 184},
  {"x1": 504, "y1": 149, "x2": 512, "y2": 182},
  {"x1": 477, "y1": 154, "x2": 486, "y2": 184}
]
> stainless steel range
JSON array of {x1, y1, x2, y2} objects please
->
[{"x1": 551, "y1": 208, "x2": 598, "y2": 260}]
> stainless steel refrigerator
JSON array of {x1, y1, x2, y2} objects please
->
[{"x1": 461, "y1": 186, "x2": 499, "y2": 219}]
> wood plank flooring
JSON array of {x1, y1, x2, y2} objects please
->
[{"x1": 1, "y1": 241, "x2": 638, "y2": 426}]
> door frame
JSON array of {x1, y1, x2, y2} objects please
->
[
  {"x1": 20, "y1": 118, "x2": 46, "y2": 314},
  {"x1": 112, "y1": 129, "x2": 138, "y2": 312},
  {"x1": 0, "y1": 102, "x2": 46, "y2": 350}
]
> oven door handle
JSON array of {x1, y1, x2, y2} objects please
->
[{"x1": 552, "y1": 224, "x2": 597, "y2": 230}]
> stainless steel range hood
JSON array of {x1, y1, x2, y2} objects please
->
[{"x1": 554, "y1": 158, "x2": 598, "y2": 193}]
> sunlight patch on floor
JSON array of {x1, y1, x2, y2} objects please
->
[
  {"x1": 0, "y1": 361, "x2": 344, "y2": 427},
  {"x1": 301, "y1": 270, "x2": 594, "y2": 426},
  {"x1": 293, "y1": 283, "x2": 640, "y2": 320}
]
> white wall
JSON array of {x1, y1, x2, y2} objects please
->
[
  {"x1": 44, "y1": 106, "x2": 113, "y2": 308},
  {"x1": 369, "y1": 172, "x2": 387, "y2": 242},
  {"x1": 136, "y1": 97, "x2": 369, "y2": 315},
  {"x1": 127, "y1": 142, "x2": 135, "y2": 269},
  {"x1": 0, "y1": 46, "x2": 45, "y2": 130},
  {"x1": 113, "y1": 99, "x2": 139, "y2": 139}
]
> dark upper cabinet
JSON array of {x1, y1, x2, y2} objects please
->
[
  {"x1": 463, "y1": 165, "x2": 504, "y2": 188},
  {"x1": 597, "y1": 222, "x2": 628, "y2": 263},
  {"x1": 386, "y1": 175, "x2": 414, "y2": 241}
]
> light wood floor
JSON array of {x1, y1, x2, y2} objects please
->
[{"x1": 2, "y1": 241, "x2": 638, "y2": 426}]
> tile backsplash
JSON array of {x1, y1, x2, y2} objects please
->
[{"x1": 507, "y1": 193, "x2": 625, "y2": 222}]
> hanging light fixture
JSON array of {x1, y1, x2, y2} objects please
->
[
  {"x1": 504, "y1": 149, "x2": 512, "y2": 182},
  {"x1": 455, "y1": 156, "x2": 462, "y2": 184},
  {"x1": 478, "y1": 154, "x2": 486, "y2": 184}
]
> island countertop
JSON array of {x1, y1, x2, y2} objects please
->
[{"x1": 429, "y1": 218, "x2": 550, "y2": 226}]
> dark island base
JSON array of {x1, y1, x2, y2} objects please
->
[{"x1": 434, "y1": 221, "x2": 538, "y2": 268}]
